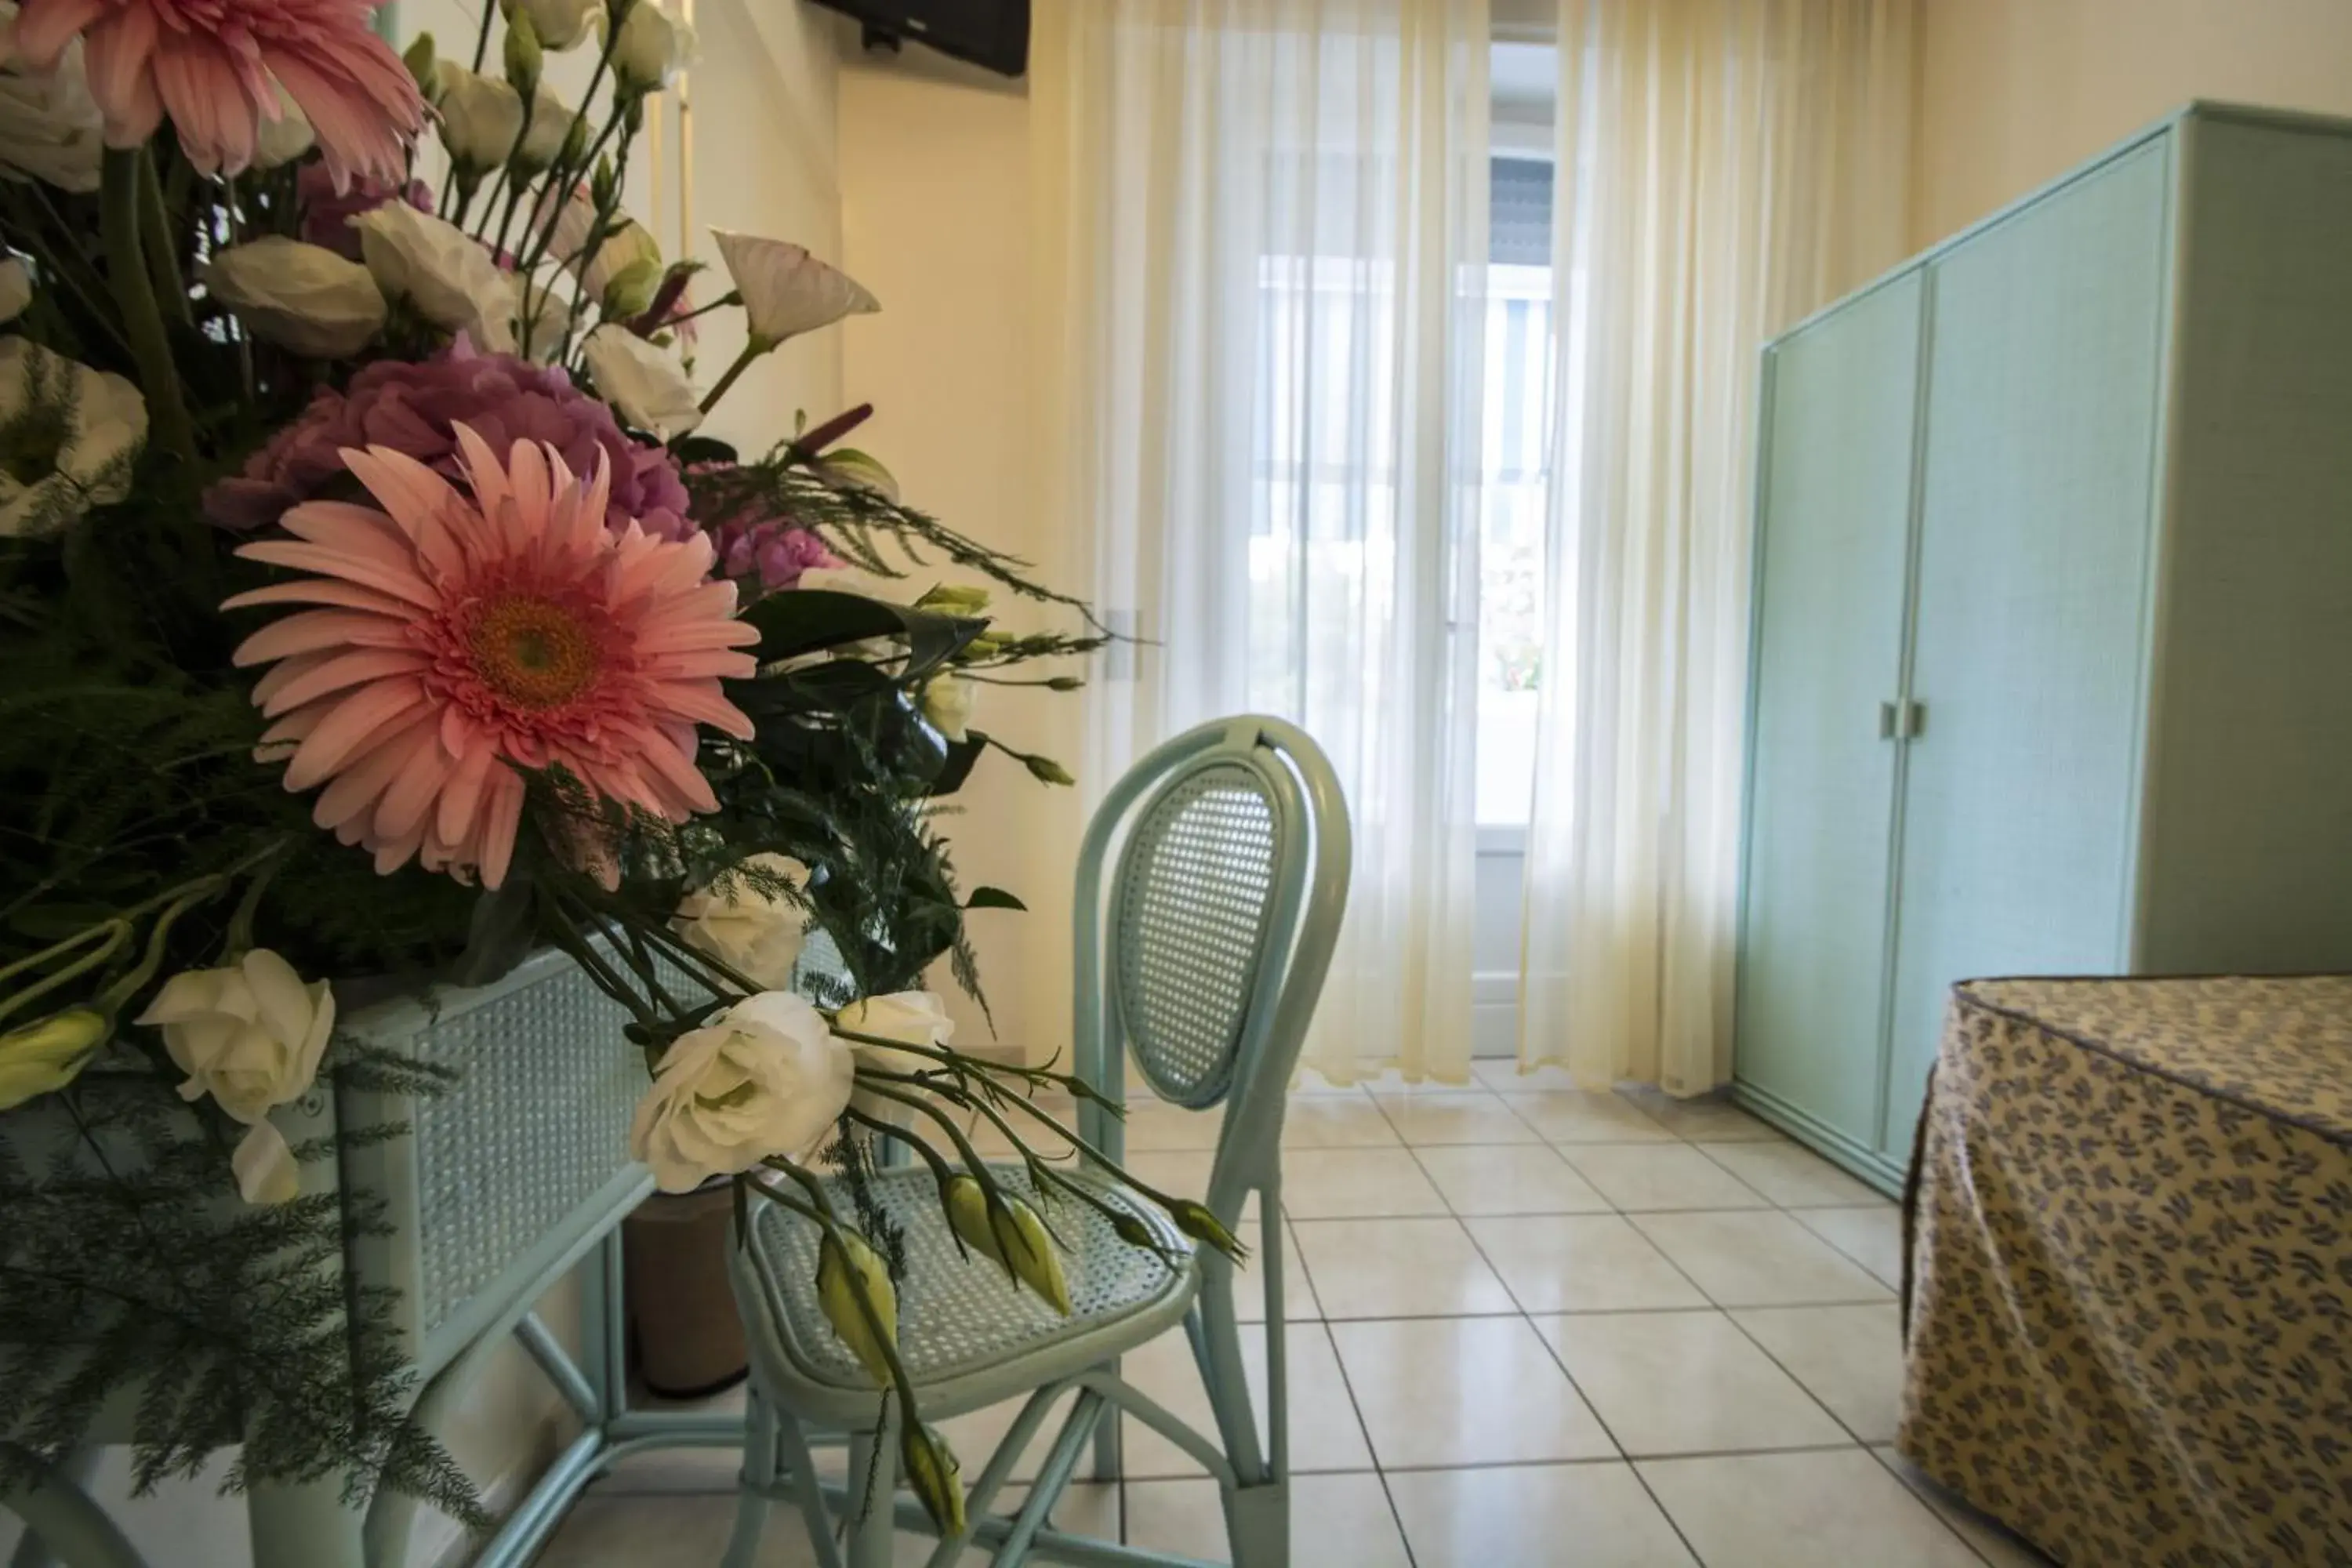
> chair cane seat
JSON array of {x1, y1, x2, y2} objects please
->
[{"x1": 734, "y1": 1163, "x2": 1200, "y2": 1425}]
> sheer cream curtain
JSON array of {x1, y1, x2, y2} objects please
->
[
  {"x1": 1518, "y1": 0, "x2": 1914, "y2": 1093},
  {"x1": 1033, "y1": 0, "x2": 1492, "y2": 1083}
]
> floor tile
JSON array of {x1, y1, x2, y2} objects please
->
[
  {"x1": 1734, "y1": 1304, "x2": 1906, "y2": 1443},
  {"x1": 1280, "y1": 1096, "x2": 1404, "y2": 1149},
  {"x1": 1288, "y1": 1217, "x2": 1518, "y2": 1318},
  {"x1": 1237, "y1": 1222, "x2": 1322, "y2": 1324},
  {"x1": 1632, "y1": 1210, "x2": 1894, "y2": 1308},
  {"x1": 1504, "y1": 1091, "x2": 1676, "y2": 1144},
  {"x1": 1471, "y1": 1058, "x2": 1590, "y2": 1092},
  {"x1": 1120, "y1": 1099, "x2": 1225, "y2": 1152},
  {"x1": 532, "y1": 1483, "x2": 1118, "y2": 1566},
  {"x1": 1559, "y1": 1144, "x2": 1774, "y2": 1211},
  {"x1": 1638, "y1": 1449, "x2": 1983, "y2": 1568},
  {"x1": 1290, "y1": 1066, "x2": 1395, "y2": 1096},
  {"x1": 1386, "y1": 1461, "x2": 1697, "y2": 1567},
  {"x1": 1617, "y1": 1090, "x2": 1788, "y2": 1142},
  {"x1": 1874, "y1": 1446, "x2": 2060, "y2": 1567},
  {"x1": 935, "y1": 1389, "x2": 1083, "y2": 1486},
  {"x1": 1119, "y1": 1319, "x2": 1372, "y2": 1477},
  {"x1": 1699, "y1": 1142, "x2": 1887, "y2": 1207},
  {"x1": 1367, "y1": 1090, "x2": 1543, "y2": 1145},
  {"x1": 1125, "y1": 1472, "x2": 1410, "y2": 1567},
  {"x1": 1464, "y1": 1214, "x2": 1710, "y2": 1313},
  {"x1": 1278, "y1": 1148, "x2": 1449, "y2": 1218},
  {"x1": 1411, "y1": 1143, "x2": 1613, "y2": 1215},
  {"x1": 1535, "y1": 1311, "x2": 1849, "y2": 1457},
  {"x1": 1329, "y1": 1316, "x2": 1617, "y2": 1468},
  {"x1": 1793, "y1": 1204, "x2": 1907, "y2": 1288}
]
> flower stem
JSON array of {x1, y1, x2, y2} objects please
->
[
  {"x1": 697, "y1": 339, "x2": 767, "y2": 415},
  {"x1": 136, "y1": 149, "x2": 190, "y2": 328},
  {"x1": 99, "y1": 148, "x2": 193, "y2": 462}
]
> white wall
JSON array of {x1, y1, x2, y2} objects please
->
[
  {"x1": 1913, "y1": 0, "x2": 2352, "y2": 249},
  {"x1": 835, "y1": 50, "x2": 1090, "y2": 1068}
]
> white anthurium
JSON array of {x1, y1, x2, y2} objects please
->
[
  {"x1": 520, "y1": 0, "x2": 605, "y2": 51},
  {"x1": 627, "y1": 991, "x2": 855, "y2": 1192},
  {"x1": 0, "y1": 337, "x2": 145, "y2": 538},
  {"x1": 351, "y1": 202, "x2": 519, "y2": 354},
  {"x1": 837, "y1": 991, "x2": 955, "y2": 1127},
  {"x1": 920, "y1": 674, "x2": 978, "y2": 743},
  {"x1": 612, "y1": 1, "x2": 695, "y2": 93},
  {"x1": 203, "y1": 237, "x2": 387, "y2": 358},
  {"x1": 432, "y1": 61, "x2": 523, "y2": 174},
  {"x1": 711, "y1": 231, "x2": 878, "y2": 347},
  {"x1": 252, "y1": 82, "x2": 314, "y2": 170},
  {"x1": 670, "y1": 852, "x2": 811, "y2": 990},
  {"x1": 0, "y1": 1, "x2": 102, "y2": 191},
  {"x1": 0, "y1": 254, "x2": 29, "y2": 323},
  {"x1": 583, "y1": 324, "x2": 702, "y2": 438},
  {"x1": 510, "y1": 82, "x2": 575, "y2": 173},
  {"x1": 135, "y1": 949, "x2": 336, "y2": 1207}
]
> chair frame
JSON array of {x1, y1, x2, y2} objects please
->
[{"x1": 724, "y1": 715, "x2": 1352, "y2": 1568}]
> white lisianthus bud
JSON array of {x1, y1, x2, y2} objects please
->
[
  {"x1": 509, "y1": 82, "x2": 575, "y2": 173},
  {"x1": 920, "y1": 674, "x2": 977, "y2": 743},
  {"x1": 136, "y1": 949, "x2": 336, "y2": 1207},
  {"x1": 580, "y1": 218, "x2": 659, "y2": 308},
  {"x1": 0, "y1": 337, "x2": 144, "y2": 537},
  {"x1": 669, "y1": 852, "x2": 810, "y2": 989},
  {"x1": 583, "y1": 324, "x2": 702, "y2": 438},
  {"x1": 837, "y1": 990, "x2": 954, "y2": 1126},
  {"x1": 350, "y1": 202, "x2": 520, "y2": 354},
  {"x1": 252, "y1": 82, "x2": 314, "y2": 169},
  {"x1": 0, "y1": 255, "x2": 29, "y2": 324},
  {"x1": 0, "y1": 1, "x2": 104, "y2": 192},
  {"x1": 627, "y1": 991, "x2": 854, "y2": 1192},
  {"x1": 0, "y1": 1007, "x2": 104, "y2": 1111},
  {"x1": 204, "y1": 237, "x2": 387, "y2": 358},
  {"x1": 815, "y1": 1229, "x2": 898, "y2": 1385},
  {"x1": 432, "y1": 62, "x2": 524, "y2": 174},
  {"x1": 519, "y1": 0, "x2": 606, "y2": 51},
  {"x1": 810, "y1": 447, "x2": 898, "y2": 503},
  {"x1": 710, "y1": 230, "x2": 877, "y2": 348},
  {"x1": 914, "y1": 584, "x2": 990, "y2": 616},
  {"x1": 612, "y1": 1, "x2": 695, "y2": 93}
]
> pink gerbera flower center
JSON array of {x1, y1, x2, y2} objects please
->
[{"x1": 463, "y1": 591, "x2": 606, "y2": 712}]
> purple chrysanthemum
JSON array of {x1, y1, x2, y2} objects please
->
[{"x1": 205, "y1": 339, "x2": 695, "y2": 544}]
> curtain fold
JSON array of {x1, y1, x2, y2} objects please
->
[
  {"x1": 1519, "y1": 0, "x2": 1914, "y2": 1094},
  {"x1": 1035, "y1": 0, "x2": 1492, "y2": 1084}
]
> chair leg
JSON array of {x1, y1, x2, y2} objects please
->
[
  {"x1": 1090, "y1": 1356, "x2": 1122, "y2": 1479},
  {"x1": 846, "y1": 1414, "x2": 900, "y2": 1568},
  {"x1": 1221, "y1": 1482, "x2": 1289, "y2": 1568},
  {"x1": 722, "y1": 1388, "x2": 779, "y2": 1568}
]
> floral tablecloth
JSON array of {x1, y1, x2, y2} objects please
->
[{"x1": 1900, "y1": 975, "x2": 2352, "y2": 1568}]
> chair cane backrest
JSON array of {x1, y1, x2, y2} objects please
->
[{"x1": 1075, "y1": 717, "x2": 1352, "y2": 1230}]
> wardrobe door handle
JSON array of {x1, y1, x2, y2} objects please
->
[
  {"x1": 1878, "y1": 702, "x2": 1897, "y2": 740},
  {"x1": 1900, "y1": 699, "x2": 1926, "y2": 739}
]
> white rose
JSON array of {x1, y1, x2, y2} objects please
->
[
  {"x1": 136, "y1": 949, "x2": 336, "y2": 1207},
  {"x1": 612, "y1": 2, "x2": 695, "y2": 93},
  {"x1": 520, "y1": 0, "x2": 606, "y2": 51},
  {"x1": 204, "y1": 237, "x2": 387, "y2": 358},
  {"x1": 583, "y1": 324, "x2": 702, "y2": 438},
  {"x1": 920, "y1": 674, "x2": 977, "y2": 743},
  {"x1": 670, "y1": 852, "x2": 811, "y2": 989},
  {"x1": 836, "y1": 991, "x2": 954, "y2": 1127},
  {"x1": 0, "y1": 2, "x2": 103, "y2": 192},
  {"x1": 0, "y1": 336, "x2": 145, "y2": 537},
  {"x1": 0, "y1": 254, "x2": 29, "y2": 323},
  {"x1": 711, "y1": 230, "x2": 877, "y2": 347},
  {"x1": 432, "y1": 62, "x2": 523, "y2": 173},
  {"x1": 351, "y1": 202, "x2": 519, "y2": 354},
  {"x1": 252, "y1": 82, "x2": 314, "y2": 170},
  {"x1": 628, "y1": 990, "x2": 854, "y2": 1192},
  {"x1": 511, "y1": 82, "x2": 575, "y2": 173}
]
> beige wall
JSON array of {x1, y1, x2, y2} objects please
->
[
  {"x1": 836, "y1": 53, "x2": 1087, "y2": 1069},
  {"x1": 1915, "y1": 0, "x2": 2352, "y2": 248}
]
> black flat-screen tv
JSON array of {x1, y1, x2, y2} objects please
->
[{"x1": 811, "y1": 0, "x2": 1030, "y2": 78}]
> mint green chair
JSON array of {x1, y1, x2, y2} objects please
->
[{"x1": 724, "y1": 715, "x2": 1351, "y2": 1568}]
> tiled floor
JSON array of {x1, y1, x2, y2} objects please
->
[{"x1": 535, "y1": 1072, "x2": 2054, "y2": 1567}]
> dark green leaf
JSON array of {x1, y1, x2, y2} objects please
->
[{"x1": 964, "y1": 887, "x2": 1026, "y2": 912}]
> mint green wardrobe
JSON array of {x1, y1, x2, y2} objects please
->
[{"x1": 1734, "y1": 105, "x2": 2352, "y2": 1194}]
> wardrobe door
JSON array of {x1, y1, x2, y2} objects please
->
[
  {"x1": 1734, "y1": 271, "x2": 1922, "y2": 1156},
  {"x1": 1881, "y1": 141, "x2": 2172, "y2": 1167}
]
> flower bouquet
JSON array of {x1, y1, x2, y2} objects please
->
[{"x1": 0, "y1": 0, "x2": 1225, "y2": 1534}]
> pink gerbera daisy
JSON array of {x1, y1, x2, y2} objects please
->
[
  {"x1": 225, "y1": 424, "x2": 759, "y2": 889},
  {"x1": 13, "y1": 0, "x2": 424, "y2": 188}
]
